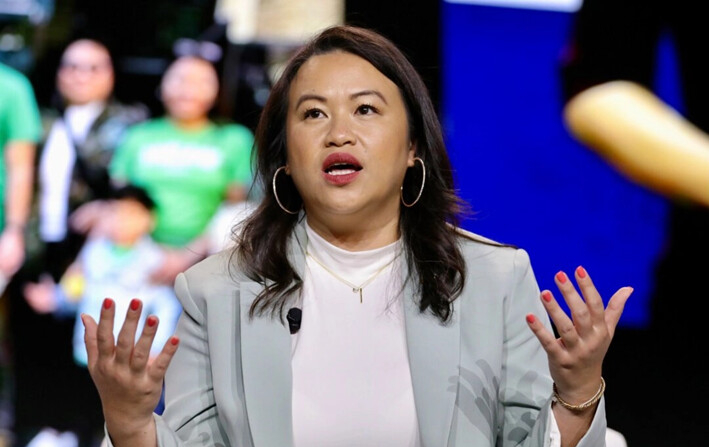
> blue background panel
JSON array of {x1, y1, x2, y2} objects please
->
[{"x1": 441, "y1": 2, "x2": 672, "y2": 327}]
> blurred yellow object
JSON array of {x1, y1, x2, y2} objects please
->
[
  {"x1": 564, "y1": 80, "x2": 709, "y2": 208},
  {"x1": 60, "y1": 272, "x2": 86, "y2": 302}
]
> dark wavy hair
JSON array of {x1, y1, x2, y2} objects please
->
[{"x1": 234, "y1": 25, "x2": 468, "y2": 323}]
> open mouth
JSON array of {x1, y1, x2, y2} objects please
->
[{"x1": 322, "y1": 153, "x2": 363, "y2": 176}]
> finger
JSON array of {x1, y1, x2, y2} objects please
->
[
  {"x1": 97, "y1": 298, "x2": 116, "y2": 360},
  {"x1": 147, "y1": 336, "x2": 180, "y2": 382},
  {"x1": 605, "y1": 286, "x2": 633, "y2": 338},
  {"x1": 540, "y1": 290, "x2": 579, "y2": 347},
  {"x1": 574, "y1": 266, "x2": 606, "y2": 320},
  {"x1": 554, "y1": 271, "x2": 592, "y2": 335},
  {"x1": 82, "y1": 313, "x2": 99, "y2": 371},
  {"x1": 525, "y1": 313, "x2": 565, "y2": 357},
  {"x1": 115, "y1": 298, "x2": 143, "y2": 365},
  {"x1": 131, "y1": 315, "x2": 159, "y2": 373}
]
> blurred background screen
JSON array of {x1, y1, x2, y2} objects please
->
[{"x1": 442, "y1": 0, "x2": 684, "y2": 328}]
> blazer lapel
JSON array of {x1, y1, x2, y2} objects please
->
[
  {"x1": 240, "y1": 281, "x2": 294, "y2": 447},
  {"x1": 238, "y1": 219, "x2": 308, "y2": 446},
  {"x1": 404, "y1": 282, "x2": 461, "y2": 447}
]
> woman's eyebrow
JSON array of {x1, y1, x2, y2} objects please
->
[
  {"x1": 295, "y1": 94, "x2": 327, "y2": 109},
  {"x1": 350, "y1": 90, "x2": 388, "y2": 104},
  {"x1": 294, "y1": 90, "x2": 388, "y2": 109}
]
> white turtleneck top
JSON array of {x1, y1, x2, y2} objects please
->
[{"x1": 291, "y1": 222, "x2": 421, "y2": 447}]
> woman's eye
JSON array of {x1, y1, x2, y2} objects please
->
[
  {"x1": 304, "y1": 108, "x2": 324, "y2": 119},
  {"x1": 357, "y1": 104, "x2": 378, "y2": 115}
]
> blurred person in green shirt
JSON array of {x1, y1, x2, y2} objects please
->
[
  {"x1": 106, "y1": 55, "x2": 254, "y2": 284},
  {"x1": 0, "y1": 62, "x2": 41, "y2": 293}
]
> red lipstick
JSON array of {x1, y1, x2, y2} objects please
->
[{"x1": 322, "y1": 152, "x2": 362, "y2": 186}]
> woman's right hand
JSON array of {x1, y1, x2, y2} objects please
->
[{"x1": 82, "y1": 298, "x2": 180, "y2": 446}]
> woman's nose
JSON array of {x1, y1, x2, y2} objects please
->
[{"x1": 325, "y1": 115, "x2": 356, "y2": 147}]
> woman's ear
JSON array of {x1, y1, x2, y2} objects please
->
[{"x1": 407, "y1": 142, "x2": 417, "y2": 167}]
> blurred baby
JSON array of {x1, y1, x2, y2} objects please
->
[{"x1": 24, "y1": 184, "x2": 182, "y2": 367}]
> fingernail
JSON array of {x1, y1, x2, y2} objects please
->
[
  {"x1": 170, "y1": 337, "x2": 179, "y2": 346},
  {"x1": 526, "y1": 314, "x2": 536, "y2": 324},
  {"x1": 555, "y1": 271, "x2": 567, "y2": 284},
  {"x1": 103, "y1": 298, "x2": 113, "y2": 310},
  {"x1": 147, "y1": 316, "x2": 157, "y2": 327},
  {"x1": 542, "y1": 291, "x2": 553, "y2": 302},
  {"x1": 130, "y1": 298, "x2": 140, "y2": 311},
  {"x1": 576, "y1": 266, "x2": 587, "y2": 278}
]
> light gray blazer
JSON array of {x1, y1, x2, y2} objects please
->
[{"x1": 139, "y1": 223, "x2": 607, "y2": 446}]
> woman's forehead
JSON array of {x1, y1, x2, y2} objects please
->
[{"x1": 288, "y1": 51, "x2": 397, "y2": 98}]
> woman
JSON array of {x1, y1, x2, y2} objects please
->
[
  {"x1": 99, "y1": 55, "x2": 254, "y2": 284},
  {"x1": 82, "y1": 26, "x2": 631, "y2": 447}
]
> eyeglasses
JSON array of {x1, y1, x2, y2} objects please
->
[
  {"x1": 173, "y1": 38, "x2": 223, "y2": 62},
  {"x1": 59, "y1": 62, "x2": 112, "y2": 75}
]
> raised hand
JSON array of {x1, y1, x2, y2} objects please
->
[
  {"x1": 23, "y1": 273, "x2": 58, "y2": 314},
  {"x1": 70, "y1": 200, "x2": 110, "y2": 235},
  {"x1": 82, "y1": 298, "x2": 180, "y2": 446},
  {"x1": 525, "y1": 266, "x2": 632, "y2": 406}
]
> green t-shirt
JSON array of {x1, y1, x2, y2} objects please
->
[
  {"x1": 110, "y1": 117, "x2": 254, "y2": 246},
  {"x1": 0, "y1": 63, "x2": 42, "y2": 229}
]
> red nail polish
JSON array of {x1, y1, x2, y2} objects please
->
[
  {"x1": 526, "y1": 314, "x2": 536, "y2": 324},
  {"x1": 556, "y1": 272, "x2": 567, "y2": 284},
  {"x1": 577, "y1": 266, "x2": 587, "y2": 278},
  {"x1": 130, "y1": 299, "x2": 140, "y2": 311},
  {"x1": 170, "y1": 337, "x2": 179, "y2": 346},
  {"x1": 147, "y1": 316, "x2": 157, "y2": 327},
  {"x1": 103, "y1": 298, "x2": 113, "y2": 310},
  {"x1": 542, "y1": 291, "x2": 553, "y2": 302}
]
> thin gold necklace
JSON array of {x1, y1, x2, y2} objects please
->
[{"x1": 305, "y1": 249, "x2": 398, "y2": 303}]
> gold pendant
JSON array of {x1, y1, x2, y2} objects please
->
[{"x1": 353, "y1": 287, "x2": 363, "y2": 303}]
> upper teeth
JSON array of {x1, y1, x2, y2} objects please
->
[{"x1": 330, "y1": 168, "x2": 355, "y2": 176}]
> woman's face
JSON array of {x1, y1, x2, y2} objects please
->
[
  {"x1": 285, "y1": 50, "x2": 415, "y2": 226},
  {"x1": 161, "y1": 57, "x2": 219, "y2": 122}
]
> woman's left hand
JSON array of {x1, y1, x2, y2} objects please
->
[{"x1": 526, "y1": 266, "x2": 632, "y2": 406}]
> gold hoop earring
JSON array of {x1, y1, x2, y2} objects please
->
[
  {"x1": 273, "y1": 166, "x2": 299, "y2": 215},
  {"x1": 400, "y1": 157, "x2": 426, "y2": 208}
]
